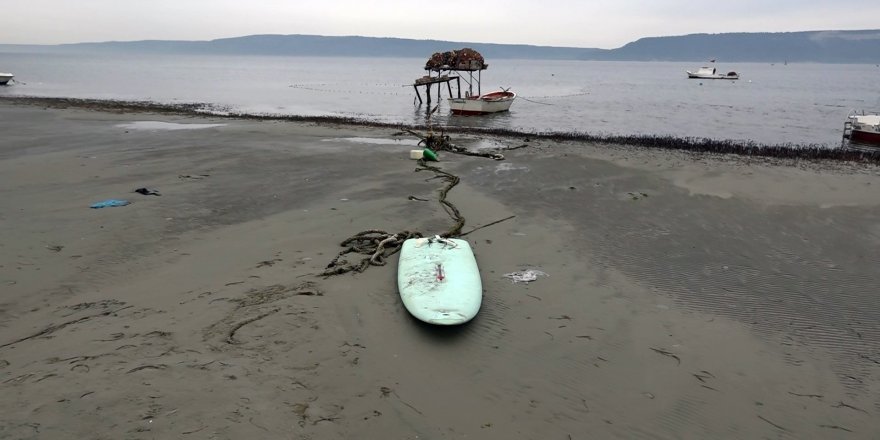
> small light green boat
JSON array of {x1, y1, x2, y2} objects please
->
[{"x1": 397, "y1": 237, "x2": 482, "y2": 325}]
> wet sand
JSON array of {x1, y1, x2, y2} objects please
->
[{"x1": 1, "y1": 101, "x2": 878, "y2": 439}]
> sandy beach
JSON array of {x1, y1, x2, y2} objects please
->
[{"x1": 1, "y1": 100, "x2": 879, "y2": 439}]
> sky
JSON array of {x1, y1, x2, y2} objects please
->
[{"x1": 2, "y1": 0, "x2": 879, "y2": 49}]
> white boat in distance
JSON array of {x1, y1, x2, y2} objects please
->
[
  {"x1": 687, "y1": 66, "x2": 739, "y2": 80},
  {"x1": 448, "y1": 89, "x2": 516, "y2": 115},
  {"x1": 843, "y1": 110, "x2": 880, "y2": 146},
  {"x1": 0, "y1": 73, "x2": 13, "y2": 85}
]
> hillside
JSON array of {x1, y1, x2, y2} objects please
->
[
  {"x1": 607, "y1": 30, "x2": 880, "y2": 63},
  {"x1": 2, "y1": 30, "x2": 879, "y2": 63}
]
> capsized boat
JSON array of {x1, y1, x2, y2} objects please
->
[
  {"x1": 448, "y1": 89, "x2": 516, "y2": 115},
  {"x1": 0, "y1": 73, "x2": 13, "y2": 85},
  {"x1": 843, "y1": 110, "x2": 880, "y2": 146},
  {"x1": 686, "y1": 66, "x2": 739, "y2": 80}
]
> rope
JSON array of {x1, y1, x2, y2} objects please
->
[
  {"x1": 289, "y1": 83, "x2": 412, "y2": 97},
  {"x1": 320, "y1": 130, "x2": 505, "y2": 277},
  {"x1": 517, "y1": 91, "x2": 590, "y2": 106},
  {"x1": 412, "y1": 130, "x2": 505, "y2": 161},
  {"x1": 519, "y1": 97, "x2": 554, "y2": 105},
  {"x1": 415, "y1": 160, "x2": 464, "y2": 238},
  {"x1": 321, "y1": 230, "x2": 422, "y2": 277}
]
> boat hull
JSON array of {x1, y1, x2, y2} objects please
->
[
  {"x1": 686, "y1": 66, "x2": 739, "y2": 80},
  {"x1": 448, "y1": 91, "x2": 515, "y2": 115},
  {"x1": 687, "y1": 72, "x2": 739, "y2": 80},
  {"x1": 849, "y1": 125, "x2": 880, "y2": 145},
  {"x1": 0, "y1": 73, "x2": 13, "y2": 85},
  {"x1": 844, "y1": 112, "x2": 880, "y2": 147},
  {"x1": 850, "y1": 128, "x2": 880, "y2": 145}
]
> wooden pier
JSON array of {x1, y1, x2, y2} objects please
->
[
  {"x1": 412, "y1": 74, "x2": 461, "y2": 105},
  {"x1": 413, "y1": 48, "x2": 488, "y2": 110}
]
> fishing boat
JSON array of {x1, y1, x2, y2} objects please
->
[
  {"x1": 415, "y1": 48, "x2": 516, "y2": 115},
  {"x1": 686, "y1": 66, "x2": 739, "y2": 80},
  {"x1": 0, "y1": 73, "x2": 13, "y2": 85},
  {"x1": 448, "y1": 89, "x2": 516, "y2": 115},
  {"x1": 842, "y1": 110, "x2": 880, "y2": 146}
]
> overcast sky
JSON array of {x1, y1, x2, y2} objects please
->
[{"x1": 2, "y1": 0, "x2": 879, "y2": 48}]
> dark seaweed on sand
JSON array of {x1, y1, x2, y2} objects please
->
[{"x1": 3, "y1": 96, "x2": 878, "y2": 163}]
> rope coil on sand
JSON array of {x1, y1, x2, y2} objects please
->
[{"x1": 321, "y1": 230, "x2": 422, "y2": 276}]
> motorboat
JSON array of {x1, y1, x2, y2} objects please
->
[
  {"x1": 686, "y1": 66, "x2": 739, "y2": 80},
  {"x1": 843, "y1": 110, "x2": 880, "y2": 146},
  {"x1": 448, "y1": 89, "x2": 516, "y2": 115},
  {"x1": 0, "y1": 73, "x2": 13, "y2": 85}
]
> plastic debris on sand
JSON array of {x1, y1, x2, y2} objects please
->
[
  {"x1": 134, "y1": 187, "x2": 161, "y2": 196},
  {"x1": 503, "y1": 269, "x2": 549, "y2": 283},
  {"x1": 90, "y1": 199, "x2": 131, "y2": 209}
]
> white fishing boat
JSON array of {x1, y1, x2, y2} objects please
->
[
  {"x1": 448, "y1": 89, "x2": 516, "y2": 115},
  {"x1": 0, "y1": 73, "x2": 13, "y2": 85},
  {"x1": 415, "y1": 48, "x2": 516, "y2": 115},
  {"x1": 687, "y1": 65, "x2": 739, "y2": 80},
  {"x1": 843, "y1": 110, "x2": 880, "y2": 146}
]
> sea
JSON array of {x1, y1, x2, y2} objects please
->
[{"x1": 2, "y1": 51, "x2": 879, "y2": 147}]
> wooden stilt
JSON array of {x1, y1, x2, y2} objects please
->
[{"x1": 412, "y1": 75, "x2": 459, "y2": 106}]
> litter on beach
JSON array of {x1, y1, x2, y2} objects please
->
[
  {"x1": 90, "y1": 199, "x2": 130, "y2": 209},
  {"x1": 503, "y1": 269, "x2": 548, "y2": 283},
  {"x1": 133, "y1": 187, "x2": 161, "y2": 196}
]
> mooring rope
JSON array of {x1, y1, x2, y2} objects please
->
[
  {"x1": 412, "y1": 130, "x2": 506, "y2": 160},
  {"x1": 319, "y1": 159, "x2": 462, "y2": 277},
  {"x1": 320, "y1": 130, "x2": 502, "y2": 277},
  {"x1": 289, "y1": 83, "x2": 412, "y2": 97},
  {"x1": 414, "y1": 159, "x2": 465, "y2": 238},
  {"x1": 320, "y1": 229, "x2": 422, "y2": 276},
  {"x1": 516, "y1": 90, "x2": 591, "y2": 106},
  {"x1": 518, "y1": 96, "x2": 555, "y2": 106}
]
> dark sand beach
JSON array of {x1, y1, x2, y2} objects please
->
[{"x1": 1, "y1": 100, "x2": 878, "y2": 439}]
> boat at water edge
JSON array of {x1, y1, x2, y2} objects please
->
[
  {"x1": 416, "y1": 47, "x2": 516, "y2": 116},
  {"x1": 0, "y1": 73, "x2": 13, "y2": 85},
  {"x1": 448, "y1": 89, "x2": 516, "y2": 115},
  {"x1": 843, "y1": 109, "x2": 880, "y2": 147}
]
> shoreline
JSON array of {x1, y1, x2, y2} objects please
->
[
  {"x1": 3, "y1": 95, "x2": 878, "y2": 164},
  {"x1": 1, "y1": 101, "x2": 878, "y2": 438}
]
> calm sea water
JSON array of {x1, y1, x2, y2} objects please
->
[{"x1": 2, "y1": 51, "x2": 879, "y2": 147}]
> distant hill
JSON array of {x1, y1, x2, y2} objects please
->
[
  {"x1": 607, "y1": 30, "x2": 880, "y2": 63},
  {"x1": 2, "y1": 30, "x2": 879, "y2": 63},
  {"x1": 3, "y1": 35, "x2": 606, "y2": 61}
]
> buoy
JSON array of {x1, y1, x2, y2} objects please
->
[{"x1": 422, "y1": 148, "x2": 439, "y2": 162}]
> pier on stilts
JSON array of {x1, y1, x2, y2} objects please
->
[
  {"x1": 412, "y1": 74, "x2": 460, "y2": 106},
  {"x1": 413, "y1": 48, "x2": 489, "y2": 108},
  {"x1": 412, "y1": 48, "x2": 515, "y2": 116}
]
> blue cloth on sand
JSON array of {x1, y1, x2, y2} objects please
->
[{"x1": 90, "y1": 199, "x2": 130, "y2": 209}]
